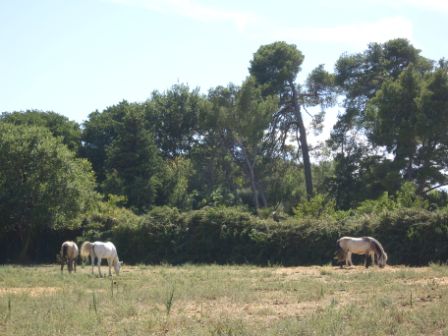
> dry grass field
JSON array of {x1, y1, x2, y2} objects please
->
[{"x1": 1, "y1": 263, "x2": 448, "y2": 335}]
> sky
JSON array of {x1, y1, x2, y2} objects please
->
[{"x1": 1, "y1": 0, "x2": 448, "y2": 142}]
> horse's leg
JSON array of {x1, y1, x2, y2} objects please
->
[
  {"x1": 68, "y1": 259, "x2": 72, "y2": 273},
  {"x1": 91, "y1": 255, "x2": 95, "y2": 274},
  {"x1": 74, "y1": 258, "x2": 77, "y2": 273},
  {"x1": 97, "y1": 258, "x2": 102, "y2": 277},
  {"x1": 347, "y1": 252, "x2": 353, "y2": 267},
  {"x1": 339, "y1": 251, "x2": 346, "y2": 268},
  {"x1": 60, "y1": 257, "x2": 64, "y2": 273},
  {"x1": 107, "y1": 258, "x2": 112, "y2": 276},
  {"x1": 371, "y1": 252, "x2": 376, "y2": 267}
]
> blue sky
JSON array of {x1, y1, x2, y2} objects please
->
[{"x1": 1, "y1": 0, "x2": 447, "y2": 140}]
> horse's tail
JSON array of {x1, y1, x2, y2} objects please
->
[
  {"x1": 62, "y1": 243, "x2": 68, "y2": 259},
  {"x1": 336, "y1": 238, "x2": 341, "y2": 249},
  {"x1": 334, "y1": 238, "x2": 346, "y2": 264},
  {"x1": 335, "y1": 239, "x2": 341, "y2": 253},
  {"x1": 80, "y1": 241, "x2": 93, "y2": 261},
  {"x1": 369, "y1": 237, "x2": 388, "y2": 267},
  {"x1": 336, "y1": 237, "x2": 348, "y2": 252},
  {"x1": 59, "y1": 242, "x2": 67, "y2": 259}
]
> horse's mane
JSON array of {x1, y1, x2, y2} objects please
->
[{"x1": 368, "y1": 237, "x2": 388, "y2": 261}]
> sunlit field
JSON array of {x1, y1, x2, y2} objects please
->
[{"x1": 1, "y1": 263, "x2": 448, "y2": 335}]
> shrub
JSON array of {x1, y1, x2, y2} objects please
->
[
  {"x1": 180, "y1": 207, "x2": 259, "y2": 263},
  {"x1": 85, "y1": 205, "x2": 448, "y2": 266},
  {"x1": 7, "y1": 191, "x2": 447, "y2": 265},
  {"x1": 374, "y1": 208, "x2": 448, "y2": 265}
]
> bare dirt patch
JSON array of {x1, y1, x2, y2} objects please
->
[
  {"x1": 273, "y1": 266, "x2": 325, "y2": 277},
  {"x1": 409, "y1": 276, "x2": 448, "y2": 286},
  {"x1": 171, "y1": 296, "x2": 333, "y2": 324},
  {"x1": 0, "y1": 287, "x2": 60, "y2": 297}
]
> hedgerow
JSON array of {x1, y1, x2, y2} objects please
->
[
  {"x1": 2, "y1": 205, "x2": 447, "y2": 265},
  {"x1": 106, "y1": 206, "x2": 448, "y2": 266}
]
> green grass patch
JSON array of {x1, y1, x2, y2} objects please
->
[{"x1": 0, "y1": 264, "x2": 447, "y2": 335}]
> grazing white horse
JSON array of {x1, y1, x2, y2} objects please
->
[
  {"x1": 60, "y1": 241, "x2": 79, "y2": 273},
  {"x1": 337, "y1": 236, "x2": 388, "y2": 268},
  {"x1": 80, "y1": 241, "x2": 122, "y2": 276}
]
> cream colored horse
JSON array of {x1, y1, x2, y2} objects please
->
[
  {"x1": 337, "y1": 236, "x2": 388, "y2": 268},
  {"x1": 60, "y1": 241, "x2": 79, "y2": 273},
  {"x1": 80, "y1": 241, "x2": 122, "y2": 276}
]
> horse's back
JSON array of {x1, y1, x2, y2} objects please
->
[
  {"x1": 338, "y1": 236, "x2": 362, "y2": 247},
  {"x1": 93, "y1": 241, "x2": 116, "y2": 250},
  {"x1": 339, "y1": 236, "x2": 366, "y2": 242},
  {"x1": 92, "y1": 241, "x2": 117, "y2": 258},
  {"x1": 61, "y1": 241, "x2": 79, "y2": 258},
  {"x1": 338, "y1": 236, "x2": 371, "y2": 253}
]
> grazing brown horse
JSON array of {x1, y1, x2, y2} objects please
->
[
  {"x1": 60, "y1": 241, "x2": 79, "y2": 273},
  {"x1": 336, "y1": 236, "x2": 388, "y2": 268}
]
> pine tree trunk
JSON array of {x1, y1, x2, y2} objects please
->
[
  {"x1": 291, "y1": 84, "x2": 313, "y2": 199},
  {"x1": 245, "y1": 156, "x2": 260, "y2": 211},
  {"x1": 238, "y1": 141, "x2": 267, "y2": 211}
]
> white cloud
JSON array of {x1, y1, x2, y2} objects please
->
[
  {"x1": 107, "y1": 0, "x2": 258, "y2": 31},
  {"x1": 365, "y1": 0, "x2": 448, "y2": 13},
  {"x1": 266, "y1": 17, "x2": 413, "y2": 47},
  {"x1": 402, "y1": 0, "x2": 448, "y2": 12},
  {"x1": 106, "y1": 1, "x2": 414, "y2": 48}
]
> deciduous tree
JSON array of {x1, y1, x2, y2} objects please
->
[{"x1": 0, "y1": 124, "x2": 96, "y2": 261}]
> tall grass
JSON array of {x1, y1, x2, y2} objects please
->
[{"x1": 0, "y1": 264, "x2": 447, "y2": 335}]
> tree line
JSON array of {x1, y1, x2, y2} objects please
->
[{"x1": 1, "y1": 39, "x2": 447, "y2": 262}]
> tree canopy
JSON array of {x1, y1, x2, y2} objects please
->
[
  {"x1": 328, "y1": 38, "x2": 448, "y2": 208},
  {"x1": 1, "y1": 39, "x2": 447, "y2": 264},
  {"x1": 0, "y1": 123, "x2": 96, "y2": 260}
]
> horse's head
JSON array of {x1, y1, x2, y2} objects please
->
[
  {"x1": 334, "y1": 248, "x2": 346, "y2": 262},
  {"x1": 113, "y1": 259, "x2": 123, "y2": 275},
  {"x1": 377, "y1": 252, "x2": 388, "y2": 268}
]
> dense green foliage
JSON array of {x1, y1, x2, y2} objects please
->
[
  {"x1": 329, "y1": 39, "x2": 448, "y2": 208},
  {"x1": 0, "y1": 110, "x2": 82, "y2": 152},
  {"x1": 0, "y1": 123, "x2": 96, "y2": 261},
  {"x1": 0, "y1": 39, "x2": 447, "y2": 264},
  {"x1": 80, "y1": 204, "x2": 448, "y2": 266}
]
